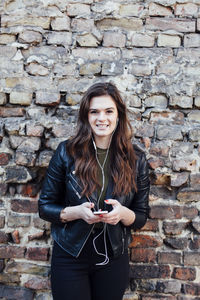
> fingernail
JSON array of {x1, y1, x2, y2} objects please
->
[
  {"x1": 100, "y1": 215, "x2": 103, "y2": 217},
  {"x1": 105, "y1": 200, "x2": 108, "y2": 202}
]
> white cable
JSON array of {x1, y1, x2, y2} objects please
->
[{"x1": 92, "y1": 223, "x2": 109, "y2": 265}]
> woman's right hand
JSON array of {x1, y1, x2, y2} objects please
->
[{"x1": 60, "y1": 202, "x2": 101, "y2": 224}]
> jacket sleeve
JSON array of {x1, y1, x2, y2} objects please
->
[
  {"x1": 38, "y1": 142, "x2": 67, "y2": 225},
  {"x1": 130, "y1": 152, "x2": 150, "y2": 230}
]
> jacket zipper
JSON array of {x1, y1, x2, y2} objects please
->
[
  {"x1": 76, "y1": 224, "x2": 95, "y2": 258},
  {"x1": 122, "y1": 227, "x2": 126, "y2": 254},
  {"x1": 69, "y1": 181, "x2": 81, "y2": 199}
]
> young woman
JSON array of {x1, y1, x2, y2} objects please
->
[{"x1": 39, "y1": 82, "x2": 150, "y2": 300}]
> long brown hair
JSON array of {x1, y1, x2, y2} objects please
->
[{"x1": 67, "y1": 82, "x2": 137, "y2": 197}]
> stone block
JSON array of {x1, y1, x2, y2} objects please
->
[
  {"x1": 190, "y1": 173, "x2": 200, "y2": 188},
  {"x1": 195, "y1": 96, "x2": 200, "y2": 107},
  {"x1": 0, "y1": 107, "x2": 25, "y2": 118},
  {"x1": 67, "y1": 3, "x2": 90, "y2": 16},
  {"x1": 103, "y1": 32, "x2": 126, "y2": 48},
  {"x1": 146, "y1": 18, "x2": 195, "y2": 33},
  {"x1": 17, "y1": 183, "x2": 41, "y2": 198},
  {"x1": 36, "y1": 150, "x2": 53, "y2": 167},
  {"x1": 184, "y1": 34, "x2": 200, "y2": 48},
  {"x1": 0, "y1": 34, "x2": 16, "y2": 44},
  {"x1": 77, "y1": 33, "x2": 99, "y2": 47},
  {"x1": 0, "y1": 92, "x2": 6, "y2": 105},
  {"x1": 18, "y1": 31, "x2": 42, "y2": 44},
  {"x1": 35, "y1": 92, "x2": 60, "y2": 106},
  {"x1": 52, "y1": 123, "x2": 76, "y2": 138},
  {"x1": 72, "y1": 48, "x2": 121, "y2": 61},
  {"x1": 47, "y1": 32, "x2": 72, "y2": 46},
  {"x1": 150, "y1": 111, "x2": 184, "y2": 125},
  {"x1": 157, "y1": 63, "x2": 180, "y2": 75},
  {"x1": 26, "y1": 63, "x2": 49, "y2": 76},
  {"x1": 157, "y1": 125, "x2": 183, "y2": 140},
  {"x1": 11, "y1": 199, "x2": 38, "y2": 213},
  {"x1": 172, "y1": 160, "x2": 196, "y2": 172},
  {"x1": 0, "y1": 231, "x2": 9, "y2": 243},
  {"x1": 128, "y1": 95, "x2": 141, "y2": 108},
  {"x1": 119, "y1": 4, "x2": 144, "y2": 17},
  {"x1": 149, "y1": 3, "x2": 173, "y2": 16},
  {"x1": 145, "y1": 95, "x2": 168, "y2": 108},
  {"x1": 182, "y1": 283, "x2": 200, "y2": 296},
  {"x1": 26, "y1": 124, "x2": 44, "y2": 137},
  {"x1": 15, "y1": 151, "x2": 36, "y2": 167},
  {"x1": 150, "y1": 142, "x2": 170, "y2": 157},
  {"x1": 170, "y1": 172, "x2": 189, "y2": 187},
  {"x1": 10, "y1": 136, "x2": 41, "y2": 152},
  {"x1": 169, "y1": 96, "x2": 193, "y2": 108},
  {"x1": 189, "y1": 236, "x2": 200, "y2": 248},
  {"x1": 135, "y1": 124, "x2": 154, "y2": 137},
  {"x1": 175, "y1": 3, "x2": 198, "y2": 16},
  {"x1": 131, "y1": 33, "x2": 155, "y2": 47},
  {"x1": 80, "y1": 62, "x2": 101, "y2": 75},
  {"x1": 0, "y1": 284, "x2": 34, "y2": 299},
  {"x1": 33, "y1": 217, "x2": 51, "y2": 230},
  {"x1": 71, "y1": 18, "x2": 94, "y2": 32},
  {"x1": 9, "y1": 91, "x2": 32, "y2": 106},
  {"x1": 0, "y1": 215, "x2": 5, "y2": 228},
  {"x1": 182, "y1": 206, "x2": 198, "y2": 219},
  {"x1": 96, "y1": 18, "x2": 143, "y2": 31},
  {"x1": 157, "y1": 34, "x2": 181, "y2": 47},
  {"x1": 0, "y1": 183, "x2": 7, "y2": 196},
  {"x1": 1, "y1": 15, "x2": 50, "y2": 29},
  {"x1": 163, "y1": 221, "x2": 188, "y2": 235},
  {"x1": 197, "y1": 19, "x2": 200, "y2": 32},
  {"x1": 177, "y1": 188, "x2": 200, "y2": 202},
  {"x1": 26, "y1": 247, "x2": 49, "y2": 261},
  {"x1": 54, "y1": 63, "x2": 77, "y2": 77},
  {"x1": 101, "y1": 62, "x2": 123, "y2": 75},
  {"x1": 51, "y1": 16, "x2": 71, "y2": 31},
  {"x1": 157, "y1": 252, "x2": 181, "y2": 265},
  {"x1": 189, "y1": 128, "x2": 200, "y2": 141},
  {"x1": 156, "y1": 280, "x2": 182, "y2": 294},
  {"x1": 129, "y1": 63, "x2": 152, "y2": 76},
  {"x1": 6, "y1": 260, "x2": 50, "y2": 276},
  {"x1": 0, "y1": 153, "x2": 11, "y2": 166}
]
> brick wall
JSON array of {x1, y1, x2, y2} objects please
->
[{"x1": 0, "y1": 0, "x2": 200, "y2": 299}]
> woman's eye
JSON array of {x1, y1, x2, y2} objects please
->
[
  {"x1": 107, "y1": 110, "x2": 113, "y2": 113},
  {"x1": 90, "y1": 111, "x2": 97, "y2": 114}
]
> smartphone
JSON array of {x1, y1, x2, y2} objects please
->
[{"x1": 93, "y1": 210, "x2": 108, "y2": 215}]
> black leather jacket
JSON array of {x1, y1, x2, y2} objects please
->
[{"x1": 38, "y1": 140, "x2": 150, "y2": 258}]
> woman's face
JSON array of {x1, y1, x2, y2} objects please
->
[{"x1": 88, "y1": 95, "x2": 118, "y2": 147}]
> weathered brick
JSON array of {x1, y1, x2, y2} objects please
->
[
  {"x1": 71, "y1": 18, "x2": 94, "y2": 32},
  {"x1": 175, "y1": 3, "x2": 198, "y2": 16},
  {"x1": 182, "y1": 206, "x2": 198, "y2": 219},
  {"x1": 47, "y1": 32, "x2": 72, "y2": 46},
  {"x1": 182, "y1": 283, "x2": 200, "y2": 296},
  {"x1": 33, "y1": 217, "x2": 51, "y2": 230},
  {"x1": 0, "y1": 107, "x2": 25, "y2": 117},
  {"x1": 148, "y1": 158, "x2": 165, "y2": 170},
  {"x1": 0, "y1": 284, "x2": 34, "y2": 299},
  {"x1": 5, "y1": 260, "x2": 50, "y2": 276},
  {"x1": 130, "y1": 234, "x2": 162, "y2": 248},
  {"x1": 5, "y1": 166, "x2": 32, "y2": 183},
  {"x1": 11, "y1": 199, "x2": 38, "y2": 213},
  {"x1": 184, "y1": 252, "x2": 200, "y2": 266},
  {"x1": 80, "y1": 62, "x2": 101, "y2": 75},
  {"x1": 157, "y1": 34, "x2": 181, "y2": 48},
  {"x1": 17, "y1": 183, "x2": 41, "y2": 198},
  {"x1": 177, "y1": 188, "x2": 200, "y2": 202},
  {"x1": 119, "y1": 4, "x2": 144, "y2": 17},
  {"x1": 146, "y1": 18, "x2": 195, "y2": 32},
  {"x1": 131, "y1": 248, "x2": 156, "y2": 263},
  {"x1": 103, "y1": 32, "x2": 126, "y2": 48},
  {"x1": 170, "y1": 172, "x2": 189, "y2": 187},
  {"x1": 24, "y1": 275, "x2": 51, "y2": 290},
  {"x1": 157, "y1": 252, "x2": 181, "y2": 265},
  {"x1": 0, "y1": 246, "x2": 25, "y2": 258},
  {"x1": 130, "y1": 265, "x2": 170, "y2": 279},
  {"x1": 35, "y1": 92, "x2": 60, "y2": 106},
  {"x1": 28, "y1": 231, "x2": 46, "y2": 241},
  {"x1": 156, "y1": 280, "x2": 181, "y2": 294},
  {"x1": 169, "y1": 96, "x2": 193, "y2": 108},
  {"x1": 164, "y1": 237, "x2": 188, "y2": 250},
  {"x1": 149, "y1": 3, "x2": 172, "y2": 16},
  {"x1": 157, "y1": 125, "x2": 183, "y2": 140},
  {"x1": 0, "y1": 34, "x2": 16, "y2": 44},
  {"x1": 172, "y1": 267, "x2": 196, "y2": 281},
  {"x1": 0, "y1": 92, "x2": 7, "y2": 105},
  {"x1": 8, "y1": 213, "x2": 30, "y2": 228},
  {"x1": 102, "y1": 62, "x2": 123, "y2": 75},
  {"x1": 26, "y1": 63, "x2": 49, "y2": 76},
  {"x1": 0, "y1": 272, "x2": 20, "y2": 284},
  {"x1": 150, "y1": 111, "x2": 184, "y2": 125},
  {"x1": 150, "y1": 205, "x2": 182, "y2": 220},
  {"x1": 72, "y1": 48, "x2": 121, "y2": 61},
  {"x1": 184, "y1": 34, "x2": 200, "y2": 48},
  {"x1": 0, "y1": 231, "x2": 9, "y2": 243},
  {"x1": 163, "y1": 221, "x2": 188, "y2": 236},
  {"x1": 11, "y1": 230, "x2": 20, "y2": 244},
  {"x1": 150, "y1": 142, "x2": 170, "y2": 157},
  {"x1": 26, "y1": 247, "x2": 49, "y2": 261},
  {"x1": 26, "y1": 124, "x2": 44, "y2": 137},
  {"x1": 0, "y1": 153, "x2": 10, "y2": 165},
  {"x1": 15, "y1": 151, "x2": 36, "y2": 167}
]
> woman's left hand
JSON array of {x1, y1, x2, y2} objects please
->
[{"x1": 100, "y1": 199, "x2": 136, "y2": 226}]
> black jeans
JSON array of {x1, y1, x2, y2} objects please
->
[{"x1": 51, "y1": 229, "x2": 129, "y2": 300}]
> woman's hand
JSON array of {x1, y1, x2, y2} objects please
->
[
  {"x1": 60, "y1": 202, "x2": 102, "y2": 225},
  {"x1": 100, "y1": 199, "x2": 136, "y2": 226}
]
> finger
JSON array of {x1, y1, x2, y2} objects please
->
[
  {"x1": 82, "y1": 202, "x2": 94, "y2": 209},
  {"x1": 104, "y1": 199, "x2": 118, "y2": 205}
]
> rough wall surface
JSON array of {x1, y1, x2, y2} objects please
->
[{"x1": 0, "y1": 0, "x2": 200, "y2": 299}]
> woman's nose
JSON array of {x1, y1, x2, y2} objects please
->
[{"x1": 98, "y1": 112, "x2": 106, "y2": 121}]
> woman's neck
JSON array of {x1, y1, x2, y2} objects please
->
[{"x1": 94, "y1": 136, "x2": 110, "y2": 149}]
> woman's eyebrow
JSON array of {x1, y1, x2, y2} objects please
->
[{"x1": 89, "y1": 107, "x2": 115, "y2": 111}]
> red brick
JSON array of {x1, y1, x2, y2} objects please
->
[
  {"x1": 17, "y1": 184, "x2": 40, "y2": 197},
  {"x1": 172, "y1": 267, "x2": 196, "y2": 281},
  {"x1": 24, "y1": 276, "x2": 51, "y2": 290},
  {"x1": 26, "y1": 247, "x2": 49, "y2": 261},
  {"x1": 182, "y1": 206, "x2": 198, "y2": 219},
  {"x1": 0, "y1": 246, "x2": 25, "y2": 258},
  {"x1": 157, "y1": 252, "x2": 182, "y2": 265},
  {"x1": 150, "y1": 205, "x2": 182, "y2": 219},
  {"x1": 130, "y1": 234, "x2": 162, "y2": 248},
  {"x1": 182, "y1": 283, "x2": 200, "y2": 296},
  {"x1": 11, "y1": 230, "x2": 20, "y2": 244},
  {"x1": 11, "y1": 199, "x2": 38, "y2": 213},
  {"x1": 0, "y1": 153, "x2": 10, "y2": 165},
  {"x1": 0, "y1": 107, "x2": 25, "y2": 117},
  {"x1": 131, "y1": 248, "x2": 156, "y2": 263}
]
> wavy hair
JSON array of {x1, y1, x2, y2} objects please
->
[{"x1": 67, "y1": 82, "x2": 137, "y2": 197}]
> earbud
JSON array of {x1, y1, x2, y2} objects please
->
[{"x1": 92, "y1": 139, "x2": 97, "y2": 150}]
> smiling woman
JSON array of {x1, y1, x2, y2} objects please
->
[{"x1": 38, "y1": 82, "x2": 150, "y2": 300}]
